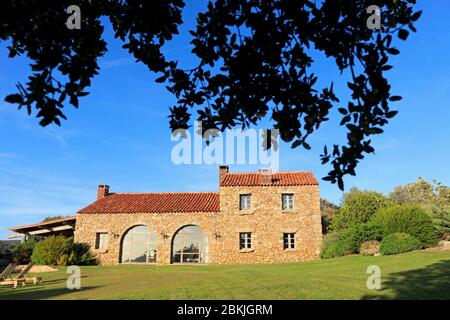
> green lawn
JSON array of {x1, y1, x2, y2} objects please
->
[{"x1": 1, "y1": 251, "x2": 449, "y2": 300}]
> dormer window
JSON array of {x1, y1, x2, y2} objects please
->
[
  {"x1": 282, "y1": 193, "x2": 294, "y2": 210},
  {"x1": 239, "y1": 194, "x2": 252, "y2": 210}
]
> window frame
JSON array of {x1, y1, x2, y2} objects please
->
[
  {"x1": 239, "y1": 194, "x2": 252, "y2": 210},
  {"x1": 283, "y1": 233, "x2": 296, "y2": 250},
  {"x1": 95, "y1": 232, "x2": 108, "y2": 250},
  {"x1": 239, "y1": 232, "x2": 253, "y2": 250},
  {"x1": 282, "y1": 193, "x2": 294, "y2": 210}
]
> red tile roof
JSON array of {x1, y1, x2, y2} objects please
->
[
  {"x1": 78, "y1": 192, "x2": 220, "y2": 214},
  {"x1": 220, "y1": 171, "x2": 318, "y2": 186}
]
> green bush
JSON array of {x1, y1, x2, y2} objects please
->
[
  {"x1": 380, "y1": 232, "x2": 423, "y2": 255},
  {"x1": 32, "y1": 236, "x2": 95, "y2": 266},
  {"x1": 59, "y1": 243, "x2": 96, "y2": 266},
  {"x1": 332, "y1": 188, "x2": 393, "y2": 230},
  {"x1": 320, "y1": 233, "x2": 346, "y2": 259},
  {"x1": 371, "y1": 205, "x2": 439, "y2": 247},
  {"x1": 338, "y1": 223, "x2": 383, "y2": 254},
  {"x1": 12, "y1": 237, "x2": 40, "y2": 264}
]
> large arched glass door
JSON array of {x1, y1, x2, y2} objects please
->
[
  {"x1": 172, "y1": 225, "x2": 208, "y2": 263},
  {"x1": 121, "y1": 225, "x2": 157, "y2": 263}
]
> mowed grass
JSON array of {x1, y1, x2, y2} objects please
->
[{"x1": 1, "y1": 251, "x2": 449, "y2": 300}]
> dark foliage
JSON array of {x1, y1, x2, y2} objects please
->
[
  {"x1": 1, "y1": 0, "x2": 421, "y2": 189},
  {"x1": 12, "y1": 237, "x2": 40, "y2": 264}
]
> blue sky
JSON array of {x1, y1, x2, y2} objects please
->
[{"x1": 1, "y1": 1, "x2": 449, "y2": 239}]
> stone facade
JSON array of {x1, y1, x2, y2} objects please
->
[{"x1": 74, "y1": 168, "x2": 322, "y2": 265}]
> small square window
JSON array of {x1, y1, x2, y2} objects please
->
[
  {"x1": 240, "y1": 232, "x2": 252, "y2": 250},
  {"x1": 283, "y1": 233, "x2": 295, "y2": 250},
  {"x1": 95, "y1": 232, "x2": 108, "y2": 250},
  {"x1": 282, "y1": 194, "x2": 294, "y2": 210},
  {"x1": 240, "y1": 194, "x2": 252, "y2": 210}
]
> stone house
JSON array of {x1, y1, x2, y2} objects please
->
[{"x1": 74, "y1": 166, "x2": 323, "y2": 265}]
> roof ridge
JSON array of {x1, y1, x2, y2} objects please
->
[
  {"x1": 113, "y1": 191, "x2": 219, "y2": 195},
  {"x1": 225, "y1": 170, "x2": 313, "y2": 174}
]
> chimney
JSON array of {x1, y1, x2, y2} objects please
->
[
  {"x1": 259, "y1": 169, "x2": 272, "y2": 185},
  {"x1": 97, "y1": 185, "x2": 110, "y2": 200},
  {"x1": 219, "y1": 166, "x2": 229, "y2": 184}
]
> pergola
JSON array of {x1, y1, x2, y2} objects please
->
[{"x1": 8, "y1": 216, "x2": 76, "y2": 239}]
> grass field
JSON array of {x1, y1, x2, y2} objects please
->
[{"x1": 1, "y1": 250, "x2": 449, "y2": 300}]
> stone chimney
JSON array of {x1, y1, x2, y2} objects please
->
[
  {"x1": 259, "y1": 169, "x2": 272, "y2": 184},
  {"x1": 219, "y1": 166, "x2": 229, "y2": 184},
  {"x1": 97, "y1": 185, "x2": 110, "y2": 200}
]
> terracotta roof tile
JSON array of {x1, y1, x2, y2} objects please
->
[
  {"x1": 78, "y1": 192, "x2": 220, "y2": 214},
  {"x1": 220, "y1": 171, "x2": 318, "y2": 186}
]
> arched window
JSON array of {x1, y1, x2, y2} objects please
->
[
  {"x1": 172, "y1": 225, "x2": 208, "y2": 263},
  {"x1": 120, "y1": 225, "x2": 157, "y2": 263}
]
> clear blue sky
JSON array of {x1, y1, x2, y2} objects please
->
[{"x1": 1, "y1": 1, "x2": 449, "y2": 239}]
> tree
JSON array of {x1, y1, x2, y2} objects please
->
[
  {"x1": 389, "y1": 178, "x2": 450, "y2": 236},
  {"x1": 320, "y1": 198, "x2": 339, "y2": 234},
  {"x1": 41, "y1": 215, "x2": 70, "y2": 223},
  {"x1": 332, "y1": 188, "x2": 393, "y2": 230},
  {"x1": 0, "y1": 0, "x2": 421, "y2": 189}
]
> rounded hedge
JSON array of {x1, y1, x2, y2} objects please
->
[
  {"x1": 371, "y1": 205, "x2": 439, "y2": 247},
  {"x1": 332, "y1": 189, "x2": 392, "y2": 230},
  {"x1": 337, "y1": 223, "x2": 383, "y2": 254},
  {"x1": 380, "y1": 232, "x2": 423, "y2": 255},
  {"x1": 31, "y1": 236, "x2": 95, "y2": 266}
]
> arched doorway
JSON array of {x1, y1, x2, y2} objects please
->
[
  {"x1": 120, "y1": 225, "x2": 157, "y2": 263},
  {"x1": 172, "y1": 225, "x2": 208, "y2": 263}
]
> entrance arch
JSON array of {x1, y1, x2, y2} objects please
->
[
  {"x1": 172, "y1": 225, "x2": 208, "y2": 263},
  {"x1": 120, "y1": 225, "x2": 157, "y2": 263}
]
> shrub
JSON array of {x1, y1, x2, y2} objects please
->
[
  {"x1": 32, "y1": 236, "x2": 72, "y2": 266},
  {"x1": 359, "y1": 240, "x2": 381, "y2": 256},
  {"x1": 12, "y1": 237, "x2": 40, "y2": 264},
  {"x1": 32, "y1": 236, "x2": 95, "y2": 266},
  {"x1": 371, "y1": 205, "x2": 439, "y2": 247},
  {"x1": 338, "y1": 223, "x2": 383, "y2": 254},
  {"x1": 380, "y1": 233, "x2": 423, "y2": 255},
  {"x1": 59, "y1": 243, "x2": 96, "y2": 266},
  {"x1": 332, "y1": 188, "x2": 393, "y2": 230},
  {"x1": 320, "y1": 233, "x2": 346, "y2": 259}
]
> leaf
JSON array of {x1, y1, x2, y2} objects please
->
[
  {"x1": 155, "y1": 75, "x2": 167, "y2": 83},
  {"x1": 4, "y1": 94, "x2": 23, "y2": 104},
  {"x1": 338, "y1": 108, "x2": 348, "y2": 115},
  {"x1": 386, "y1": 110, "x2": 398, "y2": 118},
  {"x1": 398, "y1": 29, "x2": 409, "y2": 41},
  {"x1": 302, "y1": 142, "x2": 311, "y2": 150},
  {"x1": 366, "y1": 127, "x2": 384, "y2": 134},
  {"x1": 291, "y1": 140, "x2": 302, "y2": 149},
  {"x1": 389, "y1": 96, "x2": 402, "y2": 102},
  {"x1": 387, "y1": 48, "x2": 400, "y2": 55}
]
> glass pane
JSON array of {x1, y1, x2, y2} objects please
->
[
  {"x1": 172, "y1": 225, "x2": 208, "y2": 263},
  {"x1": 182, "y1": 254, "x2": 199, "y2": 263},
  {"x1": 121, "y1": 225, "x2": 157, "y2": 263},
  {"x1": 131, "y1": 234, "x2": 147, "y2": 263}
]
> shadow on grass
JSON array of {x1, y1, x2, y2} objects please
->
[
  {"x1": 363, "y1": 259, "x2": 450, "y2": 300},
  {"x1": 0, "y1": 285, "x2": 100, "y2": 300}
]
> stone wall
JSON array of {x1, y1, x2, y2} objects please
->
[{"x1": 74, "y1": 185, "x2": 322, "y2": 265}]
